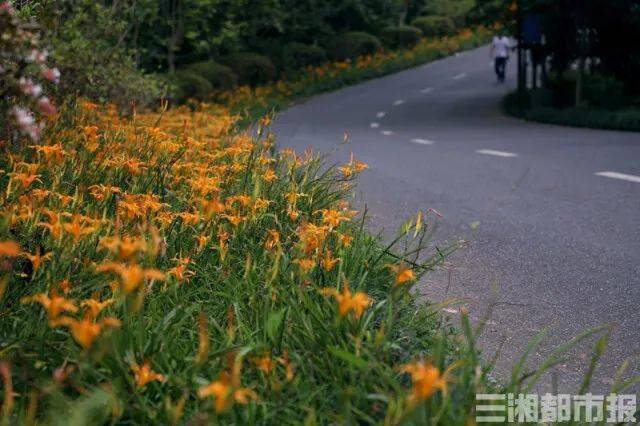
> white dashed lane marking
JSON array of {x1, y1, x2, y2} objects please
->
[
  {"x1": 376, "y1": 111, "x2": 386, "y2": 118},
  {"x1": 453, "y1": 73, "x2": 467, "y2": 80},
  {"x1": 411, "y1": 138, "x2": 434, "y2": 145},
  {"x1": 476, "y1": 149, "x2": 518, "y2": 158},
  {"x1": 381, "y1": 130, "x2": 394, "y2": 136},
  {"x1": 370, "y1": 122, "x2": 380, "y2": 129},
  {"x1": 393, "y1": 100, "x2": 404, "y2": 106},
  {"x1": 420, "y1": 87, "x2": 433, "y2": 94},
  {"x1": 595, "y1": 171, "x2": 640, "y2": 183}
]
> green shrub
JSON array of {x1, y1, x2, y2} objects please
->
[
  {"x1": 412, "y1": 16, "x2": 456, "y2": 37},
  {"x1": 169, "y1": 71, "x2": 213, "y2": 103},
  {"x1": 328, "y1": 31, "x2": 382, "y2": 61},
  {"x1": 47, "y1": 1, "x2": 163, "y2": 110},
  {"x1": 503, "y1": 90, "x2": 640, "y2": 132},
  {"x1": 183, "y1": 61, "x2": 238, "y2": 92},
  {"x1": 221, "y1": 53, "x2": 277, "y2": 87},
  {"x1": 380, "y1": 26, "x2": 423, "y2": 49},
  {"x1": 288, "y1": 42, "x2": 328, "y2": 68}
]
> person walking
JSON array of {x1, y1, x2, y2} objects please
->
[{"x1": 491, "y1": 34, "x2": 511, "y2": 83}]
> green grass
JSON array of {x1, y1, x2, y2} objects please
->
[{"x1": 503, "y1": 90, "x2": 640, "y2": 132}]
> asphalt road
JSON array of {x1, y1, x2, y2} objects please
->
[{"x1": 273, "y1": 45, "x2": 640, "y2": 392}]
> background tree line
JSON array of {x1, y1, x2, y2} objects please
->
[{"x1": 14, "y1": 0, "x2": 484, "y2": 105}]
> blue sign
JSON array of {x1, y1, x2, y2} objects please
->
[{"x1": 522, "y1": 13, "x2": 542, "y2": 44}]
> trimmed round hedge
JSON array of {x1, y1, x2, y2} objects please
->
[
  {"x1": 381, "y1": 26, "x2": 423, "y2": 50},
  {"x1": 170, "y1": 71, "x2": 213, "y2": 103},
  {"x1": 221, "y1": 53, "x2": 276, "y2": 87},
  {"x1": 183, "y1": 61, "x2": 238, "y2": 92},
  {"x1": 412, "y1": 16, "x2": 455, "y2": 37},
  {"x1": 288, "y1": 42, "x2": 328, "y2": 68},
  {"x1": 328, "y1": 31, "x2": 382, "y2": 61}
]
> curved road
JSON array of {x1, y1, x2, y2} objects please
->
[{"x1": 273, "y1": 45, "x2": 640, "y2": 391}]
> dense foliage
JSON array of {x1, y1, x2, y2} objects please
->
[{"x1": 12, "y1": 0, "x2": 495, "y2": 106}]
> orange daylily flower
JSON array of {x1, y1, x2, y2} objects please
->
[
  {"x1": 294, "y1": 257, "x2": 315, "y2": 273},
  {"x1": 0, "y1": 241, "x2": 22, "y2": 257},
  {"x1": 389, "y1": 263, "x2": 416, "y2": 287},
  {"x1": 99, "y1": 235, "x2": 147, "y2": 260},
  {"x1": 51, "y1": 314, "x2": 121, "y2": 349},
  {"x1": 62, "y1": 215, "x2": 98, "y2": 243},
  {"x1": 31, "y1": 143, "x2": 66, "y2": 163},
  {"x1": 21, "y1": 290, "x2": 78, "y2": 320},
  {"x1": 80, "y1": 298, "x2": 114, "y2": 318},
  {"x1": 321, "y1": 250, "x2": 340, "y2": 272},
  {"x1": 264, "y1": 229, "x2": 280, "y2": 251},
  {"x1": 8, "y1": 172, "x2": 41, "y2": 189},
  {"x1": 196, "y1": 234, "x2": 210, "y2": 251},
  {"x1": 131, "y1": 361, "x2": 166, "y2": 388},
  {"x1": 320, "y1": 281, "x2": 372, "y2": 319},
  {"x1": 401, "y1": 361, "x2": 454, "y2": 403},
  {"x1": 96, "y1": 262, "x2": 165, "y2": 293},
  {"x1": 317, "y1": 209, "x2": 353, "y2": 228},
  {"x1": 198, "y1": 371, "x2": 257, "y2": 413},
  {"x1": 253, "y1": 356, "x2": 277, "y2": 375},
  {"x1": 88, "y1": 184, "x2": 121, "y2": 201},
  {"x1": 167, "y1": 257, "x2": 194, "y2": 283},
  {"x1": 338, "y1": 233, "x2": 353, "y2": 247}
]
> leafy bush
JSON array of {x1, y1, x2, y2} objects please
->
[
  {"x1": 221, "y1": 53, "x2": 277, "y2": 86},
  {"x1": 504, "y1": 90, "x2": 640, "y2": 132},
  {"x1": 170, "y1": 71, "x2": 213, "y2": 103},
  {"x1": 420, "y1": 0, "x2": 475, "y2": 26},
  {"x1": 412, "y1": 16, "x2": 456, "y2": 37},
  {"x1": 0, "y1": 2, "x2": 58, "y2": 143},
  {"x1": 327, "y1": 31, "x2": 382, "y2": 61},
  {"x1": 184, "y1": 61, "x2": 238, "y2": 92},
  {"x1": 48, "y1": 1, "x2": 163, "y2": 109},
  {"x1": 287, "y1": 42, "x2": 328, "y2": 68},
  {"x1": 380, "y1": 26, "x2": 423, "y2": 49},
  {"x1": 546, "y1": 72, "x2": 628, "y2": 110}
]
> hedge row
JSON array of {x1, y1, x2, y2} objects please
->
[
  {"x1": 171, "y1": 17, "x2": 463, "y2": 103},
  {"x1": 503, "y1": 91, "x2": 640, "y2": 132}
]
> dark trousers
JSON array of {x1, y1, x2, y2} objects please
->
[{"x1": 494, "y1": 57, "x2": 508, "y2": 83}]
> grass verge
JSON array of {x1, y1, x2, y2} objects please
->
[
  {"x1": 503, "y1": 90, "x2": 640, "y2": 132},
  {"x1": 0, "y1": 100, "x2": 492, "y2": 424}
]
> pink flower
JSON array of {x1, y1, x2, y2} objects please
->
[
  {"x1": 12, "y1": 107, "x2": 41, "y2": 141},
  {"x1": 41, "y1": 67, "x2": 61, "y2": 84},
  {"x1": 0, "y1": 2, "x2": 15, "y2": 15},
  {"x1": 13, "y1": 107, "x2": 35, "y2": 128},
  {"x1": 19, "y1": 77, "x2": 43, "y2": 98},
  {"x1": 27, "y1": 49, "x2": 49, "y2": 64},
  {"x1": 37, "y1": 97, "x2": 57, "y2": 117}
]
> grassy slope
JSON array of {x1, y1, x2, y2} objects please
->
[{"x1": 0, "y1": 102, "x2": 482, "y2": 425}]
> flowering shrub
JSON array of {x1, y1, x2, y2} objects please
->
[
  {"x1": 0, "y1": 95, "x2": 482, "y2": 422},
  {"x1": 0, "y1": 1, "x2": 58, "y2": 143}
]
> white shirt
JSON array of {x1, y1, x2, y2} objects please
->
[{"x1": 492, "y1": 36, "x2": 511, "y2": 58}]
